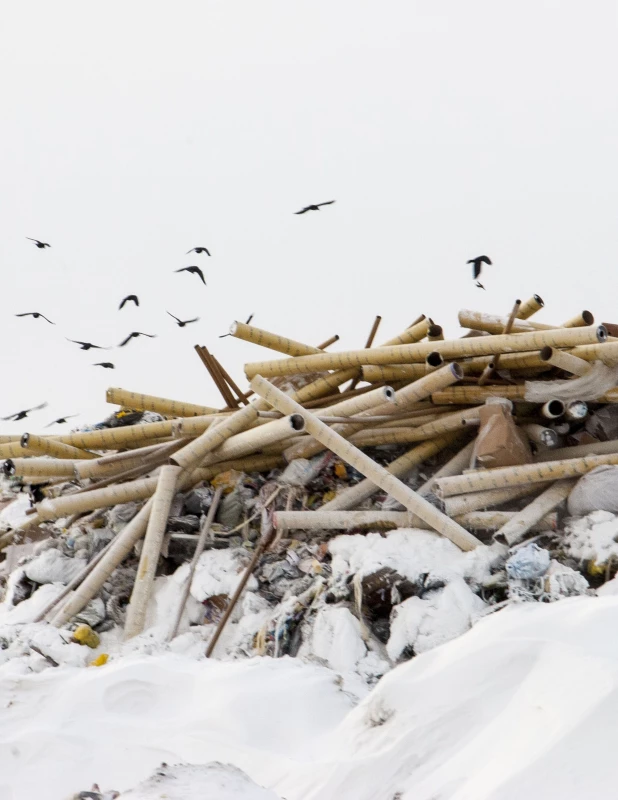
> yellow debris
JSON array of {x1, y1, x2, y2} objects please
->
[
  {"x1": 73, "y1": 624, "x2": 101, "y2": 648},
  {"x1": 89, "y1": 653, "x2": 109, "y2": 667},
  {"x1": 334, "y1": 462, "x2": 348, "y2": 480}
]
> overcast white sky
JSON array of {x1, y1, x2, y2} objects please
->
[{"x1": 2, "y1": 1, "x2": 617, "y2": 433}]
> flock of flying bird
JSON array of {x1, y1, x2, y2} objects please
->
[{"x1": 13, "y1": 207, "x2": 490, "y2": 425}]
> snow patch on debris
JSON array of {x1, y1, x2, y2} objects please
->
[{"x1": 565, "y1": 510, "x2": 618, "y2": 566}]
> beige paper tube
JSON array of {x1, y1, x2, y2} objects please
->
[
  {"x1": 53, "y1": 419, "x2": 178, "y2": 449},
  {"x1": 251, "y1": 375, "x2": 481, "y2": 550},
  {"x1": 431, "y1": 385, "x2": 526, "y2": 404},
  {"x1": 0, "y1": 442, "x2": 37, "y2": 459},
  {"x1": 194, "y1": 454, "x2": 285, "y2": 482},
  {"x1": 172, "y1": 412, "x2": 244, "y2": 437},
  {"x1": 106, "y1": 388, "x2": 216, "y2": 417},
  {"x1": 74, "y1": 439, "x2": 183, "y2": 481},
  {"x1": 321, "y1": 435, "x2": 461, "y2": 512},
  {"x1": 244, "y1": 326, "x2": 607, "y2": 378},
  {"x1": 571, "y1": 340, "x2": 618, "y2": 365},
  {"x1": 493, "y1": 480, "x2": 574, "y2": 547},
  {"x1": 171, "y1": 403, "x2": 260, "y2": 471},
  {"x1": 379, "y1": 318, "x2": 431, "y2": 347},
  {"x1": 442, "y1": 483, "x2": 549, "y2": 516},
  {"x1": 458, "y1": 309, "x2": 557, "y2": 333},
  {"x1": 541, "y1": 399, "x2": 565, "y2": 419},
  {"x1": 562, "y1": 310, "x2": 594, "y2": 328},
  {"x1": 349, "y1": 407, "x2": 481, "y2": 447},
  {"x1": 539, "y1": 346, "x2": 591, "y2": 376},
  {"x1": 291, "y1": 368, "x2": 360, "y2": 403},
  {"x1": 427, "y1": 324, "x2": 444, "y2": 342},
  {"x1": 458, "y1": 351, "x2": 549, "y2": 375},
  {"x1": 201, "y1": 415, "x2": 306, "y2": 466},
  {"x1": 435, "y1": 452, "x2": 618, "y2": 497},
  {"x1": 273, "y1": 509, "x2": 557, "y2": 533},
  {"x1": 51, "y1": 499, "x2": 153, "y2": 627},
  {"x1": 124, "y1": 465, "x2": 182, "y2": 639},
  {"x1": 517, "y1": 295, "x2": 544, "y2": 319},
  {"x1": 521, "y1": 423, "x2": 559, "y2": 449},
  {"x1": 283, "y1": 387, "x2": 397, "y2": 462},
  {"x1": 370, "y1": 363, "x2": 463, "y2": 416},
  {"x1": 0, "y1": 436, "x2": 20, "y2": 444},
  {"x1": 3, "y1": 458, "x2": 82, "y2": 478},
  {"x1": 37, "y1": 476, "x2": 160, "y2": 520},
  {"x1": 362, "y1": 364, "x2": 431, "y2": 382},
  {"x1": 322, "y1": 385, "x2": 396, "y2": 417},
  {"x1": 229, "y1": 321, "x2": 325, "y2": 356},
  {"x1": 534, "y1": 438, "x2": 618, "y2": 462},
  {"x1": 20, "y1": 433, "x2": 95, "y2": 460}
]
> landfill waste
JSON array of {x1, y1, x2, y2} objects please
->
[{"x1": 1, "y1": 299, "x2": 618, "y2": 683}]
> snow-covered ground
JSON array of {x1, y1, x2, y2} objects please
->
[{"x1": 3, "y1": 593, "x2": 618, "y2": 799}]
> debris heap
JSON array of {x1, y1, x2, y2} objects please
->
[{"x1": 4, "y1": 297, "x2": 618, "y2": 676}]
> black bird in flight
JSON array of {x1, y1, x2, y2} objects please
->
[
  {"x1": 294, "y1": 200, "x2": 335, "y2": 215},
  {"x1": 93, "y1": 362, "x2": 115, "y2": 369},
  {"x1": 67, "y1": 339, "x2": 109, "y2": 350},
  {"x1": 167, "y1": 312, "x2": 199, "y2": 327},
  {"x1": 15, "y1": 312, "x2": 55, "y2": 324},
  {"x1": 467, "y1": 255, "x2": 492, "y2": 280},
  {"x1": 45, "y1": 414, "x2": 78, "y2": 427},
  {"x1": 26, "y1": 237, "x2": 51, "y2": 249},
  {"x1": 219, "y1": 313, "x2": 254, "y2": 338},
  {"x1": 186, "y1": 247, "x2": 211, "y2": 256},
  {"x1": 2, "y1": 402, "x2": 48, "y2": 422},
  {"x1": 175, "y1": 266, "x2": 206, "y2": 285},
  {"x1": 475, "y1": 281, "x2": 486, "y2": 290},
  {"x1": 118, "y1": 331, "x2": 157, "y2": 347},
  {"x1": 119, "y1": 295, "x2": 139, "y2": 310}
]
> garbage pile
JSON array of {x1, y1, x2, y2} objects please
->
[{"x1": 4, "y1": 297, "x2": 618, "y2": 681}]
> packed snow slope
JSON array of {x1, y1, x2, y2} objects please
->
[{"x1": 4, "y1": 592, "x2": 618, "y2": 799}]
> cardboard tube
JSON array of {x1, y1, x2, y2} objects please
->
[
  {"x1": 521, "y1": 424, "x2": 559, "y2": 449},
  {"x1": 372, "y1": 363, "x2": 463, "y2": 416},
  {"x1": 562, "y1": 310, "x2": 594, "y2": 328},
  {"x1": 74, "y1": 440, "x2": 180, "y2": 480},
  {"x1": 457, "y1": 351, "x2": 549, "y2": 375},
  {"x1": 201, "y1": 415, "x2": 306, "y2": 465},
  {"x1": 349, "y1": 407, "x2": 481, "y2": 447},
  {"x1": 458, "y1": 309, "x2": 557, "y2": 333},
  {"x1": 493, "y1": 479, "x2": 574, "y2": 547},
  {"x1": 171, "y1": 403, "x2": 260, "y2": 471},
  {"x1": 541, "y1": 399, "x2": 565, "y2": 419},
  {"x1": 431, "y1": 386, "x2": 526, "y2": 404},
  {"x1": 442, "y1": 483, "x2": 550, "y2": 516},
  {"x1": 539, "y1": 346, "x2": 591, "y2": 376},
  {"x1": 362, "y1": 364, "x2": 430, "y2": 382},
  {"x1": 0, "y1": 442, "x2": 38, "y2": 459},
  {"x1": 3, "y1": 458, "x2": 81, "y2": 478},
  {"x1": 427, "y1": 325, "x2": 444, "y2": 342},
  {"x1": 54, "y1": 419, "x2": 178, "y2": 449},
  {"x1": 20, "y1": 433, "x2": 95, "y2": 461},
  {"x1": 229, "y1": 321, "x2": 324, "y2": 356},
  {"x1": 37, "y1": 476, "x2": 160, "y2": 520},
  {"x1": 534, "y1": 438, "x2": 618, "y2": 462},
  {"x1": 106, "y1": 388, "x2": 216, "y2": 417},
  {"x1": 434, "y1": 452, "x2": 618, "y2": 497},
  {"x1": 379, "y1": 318, "x2": 431, "y2": 347},
  {"x1": 317, "y1": 334, "x2": 340, "y2": 350},
  {"x1": 321, "y1": 435, "x2": 461, "y2": 512},
  {"x1": 251, "y1": 375, "x2": 481, "y2": 550},
  {"x1": 517, "y1": 295, "x2": 544, "y2": 319},
  {"x1": 124, "y1": 465, "x2": 182, "y2": 639},
  {"x1": 292, "y1": 368, "x2": 360, "y2": 403},
  {"x1": 244, "y1": 326, "x2": 607, "y2": 378},
  {"x1": 194, "y1": 454, "x2": 285, "y2": 482},
  {"x1": 416, "y1": 439, "x2": 477, "y2": 495},
  {"x1": 273, "y1": 509, "x2": 557, "y2": 533}
]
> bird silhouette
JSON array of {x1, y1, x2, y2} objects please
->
[
  {"x1": 118, "y1": 331, "x2": 157, "y2": 347},
  {"x1": 67, "y1": 339, "x2": 109, "y2": 350},
  {"x1": 167, "y1": 312, "x2": 199, "y2": 327},
  {"x1": 26, "y1": 237, "x2": 50, "y2": 248},
  {"x1": 467, "y1": 255, "x2": 492, "y2": 280},
  {"x1": 175, "y1": 266, "x2": 206, "y2": 285},
  {"x1": 186, "y1": 247, "x2": 211, "y2": 256},
  {"x1": 475, "y1": 281, "x2": 486, "y2": 290},
  {"x1": 294, "y1": 200, "x2": 335, "y2": 214},
  {"x1": 15, "y1": 312, "x2": 55, "y2": 324},
  {"x1": 45, "y1": 414, "x2": 78, "y2": 427},
  {"x1": 119, "y1": 295, "x2": 139, "y2": 309},
  {"x1": 2, "y1": 402, "x2": 48, "y2": 422},
  {"x1": 93, "y1": 362, "x2": 115, "y2": 369}
]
